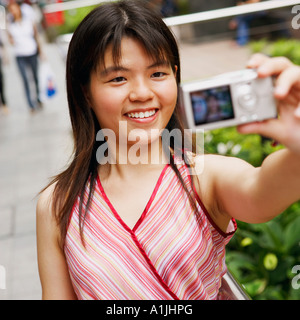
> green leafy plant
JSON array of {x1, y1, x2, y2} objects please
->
[
  {"x1": 249, "y1": 38, "x2": 300, "y2": 65},
  {"x1": 226, "y1": 204, "x2": 300, "y2": 299}
]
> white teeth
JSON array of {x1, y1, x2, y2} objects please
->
[{"x1": 128, "y1": 110, "x2": 156, "y2": 119}]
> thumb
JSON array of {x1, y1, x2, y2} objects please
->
[{"x1": 237, "y1": 118, "x2": 284, "y2": 142}]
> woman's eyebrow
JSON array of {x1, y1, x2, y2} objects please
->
[
  {"x1": 100, "y1": 61, "x2": 170, "y2": 76},
  {"x1": 147, "y1": 61, "x2": 170, "y2": 69},
  {"x1": 100, "y1": 66, "x2": 129, "y2": 76}
]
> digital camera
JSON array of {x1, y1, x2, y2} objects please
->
[{"x1": 179, "y1": 69, "x2": 277, "y2": 131}]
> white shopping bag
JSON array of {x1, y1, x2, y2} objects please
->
[{"x1": 39, "y1": 61, "x2": 57, "y2": 102}]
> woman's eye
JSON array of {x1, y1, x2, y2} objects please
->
[
  {"x1": 110, "y1": 76, "x2": 126, "y2": 83},
  {"x1": 152, "y1": 72, "x2": 166, "y2": 78}
]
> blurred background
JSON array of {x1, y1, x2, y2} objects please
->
[{"x1": 0, "y1": 0, "x2": 299, "y2": 300}]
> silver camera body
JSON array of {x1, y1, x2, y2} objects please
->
[{"x1": 179, "y1": 69, "x2": 277, "y2": 131}]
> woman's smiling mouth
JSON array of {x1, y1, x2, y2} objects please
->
[{"x1": 126, "y1": 109, "x2": 158, "y2": 120}]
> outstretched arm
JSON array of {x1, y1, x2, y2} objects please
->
[{"x1": 200, "y1": 54, "x2": 300, "y2": 228}]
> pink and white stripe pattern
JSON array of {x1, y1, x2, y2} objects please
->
[{"x1": 64, "y1": 163, "x2": 236, "y2": 300}]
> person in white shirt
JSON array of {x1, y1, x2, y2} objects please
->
[{"x1": 7, "y1": 1, "x2": 42, "y2": 112}]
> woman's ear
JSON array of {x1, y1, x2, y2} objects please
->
[
  {"x1": 82, "y1": 85, "x2": 93, "y2": 108},
  {"x1": 173, "y1": 65, "x2": 178, "y2": 77}
]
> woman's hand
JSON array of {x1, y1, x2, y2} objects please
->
[{"x1": 238, "y1": 53, "x2": 300, "y2": 155}]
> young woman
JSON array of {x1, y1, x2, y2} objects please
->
[{"x1": 36, "y1": 0, "x2": 300, "y2": 300}]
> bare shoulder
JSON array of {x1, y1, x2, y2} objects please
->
[
  {"x1": 36, "y1": 183, "x2": 55, "y2": 214},
  {"x1": 196, "y1": 153, "x2": 255, "y2": 197},
  {"x1": 201, "y1": 153, "x2": 254, "y2": 176},
  {"x1": 36, "y1": 182, "x2": 60, "y2": 241},
  {"x1": 202, "y1": 152, "x2": 249, "y2": 165},
  {"x1": 36, "y1": 182, "x2": 77, "y2": 299},
  {"x1": 193, "y1": 153, "x2": 255, "y2": 231}
]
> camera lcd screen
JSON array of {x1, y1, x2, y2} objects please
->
[{"x1": 190, "y1": 85, "x2": 234, "y2": 126}]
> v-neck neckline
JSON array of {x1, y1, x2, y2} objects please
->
[{"x1": 96, "y1": 164, "x2": 169, "y2": 233}]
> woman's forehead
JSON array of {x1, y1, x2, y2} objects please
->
[{"x1": 96, "y1": 36, "x2": 171, "y2": 71}]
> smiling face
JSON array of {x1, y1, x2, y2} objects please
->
[{"x1": 88, "y1": 37, "x2": 178, "y2": 150}]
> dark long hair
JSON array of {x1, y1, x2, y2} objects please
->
[{"x1": 47, "y1": 0, "x2": 198, "y2": 245}]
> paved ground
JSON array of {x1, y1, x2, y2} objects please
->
[{"x1": 0, "y1": 32, "x2": 251, "y2": 299}]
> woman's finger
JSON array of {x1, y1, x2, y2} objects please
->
[
  {"x1": 237, "y1": 118, "x2": 284, "y2": 142},
  {"x1": 247, "y1": 54, "x2": 293, "y2": 77},
  {"x1": 295, "y1": 104, "x2": 300, "y2": 118},
  {"x1": 246, "y1": 53, "x2": 270, "y2": 68},
  {"x1": 274, "y1": 65, "x2": 300, "y2": 99},
  {"x1": 256, "y1": 56, "x2": 293, "y2": 78}
]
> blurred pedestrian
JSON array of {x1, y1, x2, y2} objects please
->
[
  {"x1": 147, "y1": 0, "x2": 178, "y2": 17},
  {"x1": 0, "y1": 30, "x2": 8, "y2": 114},
  {"x1": 161, "y1": 0, "x2": 178, "y2": 17},
  {"x1": 7, "y1": 1, "x2": 42, "y2": 112},
  {"x1": 229, "y1": 0, "x2": 264, "y2": 46}
]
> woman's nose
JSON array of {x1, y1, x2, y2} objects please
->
[{"x1": 129, "y1": 79, "x2": 154, "y2": 102}]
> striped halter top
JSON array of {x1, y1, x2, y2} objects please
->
[{"x1": 65, "y1": 162, "x2": 236, "y2": 300}]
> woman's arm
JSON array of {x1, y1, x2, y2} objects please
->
[
  {"x1": 198, "y1": 55, "x2": 300, "y2": 229},
  {"x1": 36, "y1": 185, "x2": 77, "y2": 300},
  {"x1": 32, "y1": 23, "x2": 43, "y2": 58},
  {"x1": 203, "y1": 149, "x2": 300, "y2": 227}
]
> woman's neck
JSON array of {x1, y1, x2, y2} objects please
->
[
  {"x1": 104, "y1": 136, "x2": 169, "y2": 165},
  {"x1": 98, "y1": 137, "x2": 170, "y2": 181}
]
